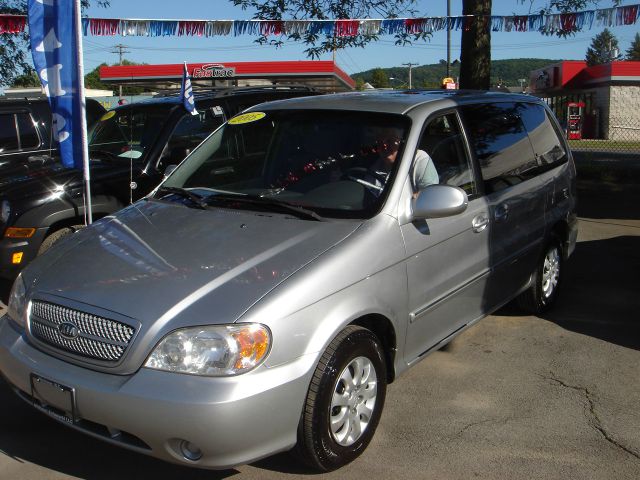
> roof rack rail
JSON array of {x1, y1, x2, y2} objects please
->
[{"x1": 153, "y1": 84, "x2": 317, "y2": 99}]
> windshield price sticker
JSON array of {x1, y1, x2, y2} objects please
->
[
  {"x1": 228, "y1": 112, "x2": 266, "y2": 125},
  {"x1": 99, "y1": 111, "x2": 116, "y2": 121}
]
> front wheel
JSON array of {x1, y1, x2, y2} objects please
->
[
  {"x1": 517, "y1": 238, "x2": 563, "y2": 314},
  {"x1": 37, "y1": 225, "x2": 84, "y2": 255},
  {"x1": 294, "y1": 325, "x2": 387, "y2": 472}
]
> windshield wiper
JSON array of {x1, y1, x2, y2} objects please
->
[
  {"x1": 208, "y1": 194, "x2": 324, "y2": 221},
  {"x1": 156, "y1": 186, "x2": 208, "y2": 209}
]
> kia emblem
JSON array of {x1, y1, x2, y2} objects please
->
[{"x1": 58, "y1": 322, "x2": 79, "y2": 339}]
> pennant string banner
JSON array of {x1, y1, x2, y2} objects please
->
[{"x1": 1, "y1": 4, "x2": 639, "y2": 37}]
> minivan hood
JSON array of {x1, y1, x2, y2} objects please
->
[{"x1": 29, "y1": 199, "x2": 361, "y2": 329}]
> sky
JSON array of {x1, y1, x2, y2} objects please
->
[{"x1": 81, "y1": 0, "x2": 640, "y2": 76}]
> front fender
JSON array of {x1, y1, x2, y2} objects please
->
[{"x1": 14, "y1": 194, "x2": 124, "y2": 228}]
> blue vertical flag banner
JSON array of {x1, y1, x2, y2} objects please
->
[
  {"x1": 28, "y1": 0, "x2": 87, "y2": 169},
  {"x1": 180, "y1": 62, "x2": 198, "y2": 116}
]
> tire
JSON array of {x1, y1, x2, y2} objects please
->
[
  {"x1": 37, "y1": 225, "x2": 84, "y2": 255},
  {"x1": 294, "y1": 325, "x2": 387, "y2": 472},
  {"x1": 517, "y1": 237, "x2": 563, "y2": 314}
]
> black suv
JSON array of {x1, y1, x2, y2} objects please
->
[
  {"x1": 0, "y1": 86, "x2": 318, "y2": 279},
  {"x1": 0, "y1": 96, "x2": 106, "y2": 164}
]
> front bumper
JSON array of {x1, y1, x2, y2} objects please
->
[{"x1": 0, "y1": 316, "x2": 316, "y2": 469}]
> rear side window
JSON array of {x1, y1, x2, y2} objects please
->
[
  {"x1": 0, "y1": 114, "x2": 19, "y2": 152},
  {"x1": 16, "y1": 113, "x2": 40, "y2": 149},
  {"x1": 0, "y1": 112, "x2": 41, "y2": 153},
  {"x1": 461, "y1": 103, "x2": 538, "y2": 194},
  {"x1": 518, "y1": 103, "x2": 567, "y2": 169}
]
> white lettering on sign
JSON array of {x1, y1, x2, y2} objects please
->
[
  {"x1": 52, "y1": 113, "x2": 69, "y2": 142},
  {"x1": 40, "y1": 64, "x2": 67, "y2": 97},
  {"x1": 193, "y1": 65, "x2": 236, "y2": 79},
  {"x1": 36, "y1": 28, "x2": 62, "y2": 52},
  {"x1": 35, "y1": 0, "x2": 56, "y2": 5}
]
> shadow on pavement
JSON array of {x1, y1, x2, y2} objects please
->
[
  {"x1": 499, "y1": 235, "x2": 640, "y2": 351},
  {"x1": 577, "y1": 178, "x2": 640, "y2": 220},
  {"x1": 540, "y1": 235, "x2": 640, "y2": 351}
]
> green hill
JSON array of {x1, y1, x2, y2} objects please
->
[{"x1": 353, "y1": 58, "x2": 561, "y2": 89}]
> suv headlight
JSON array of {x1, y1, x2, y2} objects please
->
[
  {"x1": 1, "y1": 200, "x2": 10, "y2": 223},
  {"x1": 144, "y1": 324, "x2": 271, "y2": 376},
  {"x1": 7, "y1": 274, "x2": 27, "y2": 327}
]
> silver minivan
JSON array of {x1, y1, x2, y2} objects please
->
[{"x1": 0, "y1": 91, "x2": 577, "y2": 471}]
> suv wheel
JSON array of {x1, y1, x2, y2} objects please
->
[
  {"x1": 38, "y1": 225, "x2": 84, "y2": 255},
  {"x1": 294, "y1": 326, "x2": 387, "y2": 471},
  {"x1": 517, "y1": 237, "x2": 562, "y2": 314}
]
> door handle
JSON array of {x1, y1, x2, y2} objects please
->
[
  {"x1": 494, "y1": 203, "x2": 509, "y2": 222},
  {"x1": 472, "y1": 214, "x2": 489, "y2": 233}
]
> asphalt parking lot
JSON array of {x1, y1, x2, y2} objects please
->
[{"x1": 0, "y1": 170, "x2": 638, "y2": 480}]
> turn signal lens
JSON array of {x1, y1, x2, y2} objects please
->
[
  {"x1": 11, "y1": 252, "x2": 23, "y2": 264},
  {"x1": 4, "y1": 227, "x2": 36, "y2": 238},
  {"x1": 232, "y1": 326, "x2": 270, "y2": 370}
]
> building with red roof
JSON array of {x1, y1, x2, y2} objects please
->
[
  {"x1": 530, "y1": 60, "x2": 640, "y2": 141},
  {"x1": 100, "y1": 60, "x2": 355, "y2": 93}
]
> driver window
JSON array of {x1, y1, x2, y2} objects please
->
[{"x1": 414, "y1": 113, "x2": 476, "y2": 196}]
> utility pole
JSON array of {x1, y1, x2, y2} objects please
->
[
  {"x1": 446, "y1": 0, "x2": 451, "y2": 78},
  {"x1": 402, "y1": 62, "x2": 419, "y2": 89},
  {"x1": 111, "y1": 44, "x2": 129, "y2": 98}
]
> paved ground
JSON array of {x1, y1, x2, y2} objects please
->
[{"x1": 0, "y1": 175, "x2": 639, "y2": 480}]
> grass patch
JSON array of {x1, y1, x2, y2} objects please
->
[{"x1": 568, "y1": 139, "x2": 640, "y2": 152}]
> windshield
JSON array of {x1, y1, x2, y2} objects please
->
[
  {"x1": 88, "y1": 104, "x2": 173, "y2": 160},
  {"x1": 160, "y1": 110, "x2": 409, "y2": 219}
]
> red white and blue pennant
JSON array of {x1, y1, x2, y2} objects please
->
[{"x1": 2, "y1": 4, "x2": 638, "y2": 37}]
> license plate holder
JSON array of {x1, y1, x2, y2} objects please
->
[{"x1": 30, "y1": 374, "x2": 76, "y2": 424}]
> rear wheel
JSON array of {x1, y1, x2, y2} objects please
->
[
  {"x1": 295, "y1": 325, "x2": 387, "y2": 471},
  {"x1": 38, "y1": 225, "x2": 84, "y2": 255},
  {"x1": 517, "y1": 237, "x2": 562, "y2": 314}
]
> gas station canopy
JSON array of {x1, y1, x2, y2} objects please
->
[{"x1": 100, "y1": 60, "x2": 355, "y2": 93}]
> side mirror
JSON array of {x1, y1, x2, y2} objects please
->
[{"x1": 412, "y1": 184, "x2": 468, "y2": 219}]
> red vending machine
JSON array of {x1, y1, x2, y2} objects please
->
[{"x1": 567, "y1": 102, "x2": 585, "y2": 140}]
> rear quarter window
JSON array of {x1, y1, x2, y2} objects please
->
[{"x1": 518, "y1": 103, "x2": 567, "y2": 169}]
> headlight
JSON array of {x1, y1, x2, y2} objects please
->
[
  {"x1": 7, "y1": 274, "x2": 27, "y2": 327},
  {"x1": 144, "y1": 324, "x2": 271, "y2": 376},
  {"x1": 1, "y1": 200, "x2": 10, "y2": 223}
]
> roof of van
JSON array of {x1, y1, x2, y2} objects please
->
[
  {"x1": 111, "y1": 85, "x2": 318, "y2": 109},
  {"x1": 251, "y1": 89, "x2": 543, "y2": 115}
]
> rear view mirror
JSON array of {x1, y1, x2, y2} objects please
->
[{"x1": 412, "y1": 184, "x2": 468, "y2": 219}]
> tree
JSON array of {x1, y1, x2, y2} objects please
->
[
  {"x1": 585, "y1": 28, "x2": 622, "y2": 66},
  {"x1": 370, "y1": 68, "x2": 389, "y2": 88},
  {"x1": 626, "y1": 32, "x2": 640, "y2": 61},
  {"x1": 459, "y1": 0, "x2": 491, "y2": 90},
  {"x1": 84, "y1": 60, "x2": 146, "y2": 95},
  {"x1": 0, "y1": 1, "x2": 109, "y2": 87},
  {"x1": 11, "y1": 71, "x2": 40, "y2": 87}
]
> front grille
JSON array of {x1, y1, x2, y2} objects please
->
[{"x1": 29, "y1": 300, "x2": 135, "y2": 362}]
